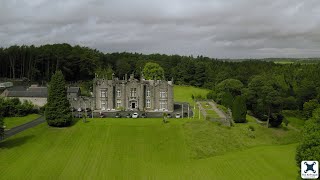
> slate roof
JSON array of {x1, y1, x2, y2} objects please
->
[
  {"x1": 6, "y1": 90, "x2": 48, "y2": 97},
  {"x1": 67, "y1": 87, "x2": 80, "y2": 93},
  {"x1": 2, "y1": 86, "x2": 80, "y2": 98}
]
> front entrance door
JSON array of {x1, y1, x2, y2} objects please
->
[{"x1": 131, "y1": 102, "x2": 136, "y2": 109}]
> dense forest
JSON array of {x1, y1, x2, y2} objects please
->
[{"x1": 1, "y1": 43, "x2": 320, "y2": 126}]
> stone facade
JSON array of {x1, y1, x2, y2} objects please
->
[{"x1": 93, "y1": 74, "x2": 174, "y2": 112}]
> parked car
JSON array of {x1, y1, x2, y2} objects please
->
[
  {"x1": 167, "y1": 113, "x2": 172, "y2": 118},
  {"x1": 126, "y1": 113, "x2": 131, "y2": 118},
  {"x1": 141, "y1": 113, "x2": 147, "y2": 118},
  {"x1": 175, "y1": 113, "x2": 181, "y2": 118},
  {"x1": 87, "y1": 113, "x2": 92, "y2": 118},
  {"x1": 132, "y1": 112, "x2": 139, "y2": 118},
  {"x1": 115, "y1": 113, "x2": 121, "y2": 118}
]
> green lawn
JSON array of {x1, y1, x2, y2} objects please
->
[
  {"x1": 174, "y1": 85, "x2": 209, "y2": 106},
  {"x1": 3, "y1": 114, "x2": 41, "y2": 129},
  {"x1": 205, "y1": 110, "x2": 220, "y2": 118},
  {"x1": 0, "y1": 86, "x2": 301, "y2": 179},
  {"x1": 0, "y1": 117, "x2": 299, "y2": 179}
]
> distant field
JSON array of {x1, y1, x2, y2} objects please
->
[
  {"x1": 174, "y1": 85, "x2": 209, "y2": 105},
  {"x1": 274, "y1": 61, "x2": 319, "y2": 65},
  {"x1": 0, "y1": 117, "x2": 299, "y2": 179},
  {"x1": 3, "y1": 114, "x2": 41, "y2": 129}
]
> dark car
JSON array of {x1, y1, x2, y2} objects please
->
[
  {"x1": 126, "y1": 113, "x2": 131, "y2": 118},
  {"x1": 115, "y1": 113, "x2": 121, "y2": 118},
  {"x1": 141, "y1": 113, "x2": 147, "y2": 118}
]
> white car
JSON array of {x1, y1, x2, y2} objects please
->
[
  {"x1": 132, "y1": 112, "x2": 139, "y2": 118},
  {"x1": 175, "y1": 113, "x2": 181, "y2": 118}
]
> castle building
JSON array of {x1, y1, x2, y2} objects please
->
[{"x1": 93, "y1": 74, "x2": 174, "y2": 112}]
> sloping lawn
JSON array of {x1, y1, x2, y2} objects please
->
[
  {"x1": 0, "y1": 118, "x2": 299, "y2": 179},
  {"x1": 174, "y1": 85, "x2": 209, "y2": 105},
  {"x1": 184, "y1": 115, "x2": 301, "y2": 159},
  {"x1": 3, "y1": 114, "x2": 41, "y2": 129}
]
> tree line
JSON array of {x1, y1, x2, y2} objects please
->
[{"x1": 1, "y1": 44, "x2": 320, "y2": 125}]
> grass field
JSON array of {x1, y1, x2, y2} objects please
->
[
  {"x1": 3, "y1": 114, "x2": 41, "y2": 129},
  {"x1": 0, "y1": 86, "x2": 301, "y2": 179},
  {"x1": 0, "y1": 118, "x2": 299, "y2": 179},
  {"x1": 174, "y1": 85, "x2": 209, "y2": 106}
]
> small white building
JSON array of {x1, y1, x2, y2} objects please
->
[{"x1": 0, "y1": 82, "x2": 13, "y2": 88}]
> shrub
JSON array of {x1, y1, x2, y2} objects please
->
[
  {"x1": 248, "y1": 125, "x2": 255, "y2": 131},
  {"x1": 0, "y1": 114, "x2": 4, "y2": 138},
  {"x1": 0, "y1": 98, "x2": 35, "y2": 117},
  {"x1": 303, "y1": 99, "x2": 319, "y2": 119},
  {"x1": 206, "y1": 90, "x2": 217, "y2": 100},
  {"x1": 232, "y1": 96, "x2": 247, "y2": 123},
  {"x1": 269, "y1": 113, "x2": 284, "y2": 127}
]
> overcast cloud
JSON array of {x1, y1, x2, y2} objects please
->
[{"x1": 1, "y1": 0, "x2": 320, "y2": 58}]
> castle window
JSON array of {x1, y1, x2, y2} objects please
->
[
  {"x1": 159, "y1": 100, "x2": 167, "y2": 110},
  {"x1": 101, "y1": 100, "x2": 107, "y2": 110},
  {"x1": 130, "y1": 88, "x2": 137, "y2": 97},
  {"x1": 117, "y1": 89, "x2": 121, "y2": 97},
  {"x1": 116, "y1": 100, "x2": 121, "y2": 108},
  {"x1": 100, "y1": 88, "x2": 107, "y2": 98},
  {"x1": 160, "y1": 91, "x2": 167, "y2": 98},
  {"x1": 146, "y1": 89, "x2": 151, "y2": 97},
  {"x1": 146, "y1": 99, "x2": 151, "y2": 108}
]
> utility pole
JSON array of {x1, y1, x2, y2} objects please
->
[
  {"x1": 91, "y1": 100, "x2": 93, "y2": 118},
  {"x1": 188, "y1": 104, "x2": 190, "y2": 119},
  {"x1": 199, "y1": 104, "x2": 201, "y2": 120},
  {"x1": 182, "y1": 104, "x2": 184, "y2": 118},
  {"x1": 193, "y1": 103, "x2": 196, "y2": 119}
]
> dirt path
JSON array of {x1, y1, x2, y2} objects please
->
[
  {"x1": 207, "y1": 101, "x2": 227, "y2": 119},
  {"x1": 196, "y1": 102, "x2": 207, "y2": 118}
]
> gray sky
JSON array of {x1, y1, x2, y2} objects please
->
[{"x1": 1, "y1": 0, "x2": 320, "y2": 58}]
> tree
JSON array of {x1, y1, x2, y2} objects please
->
[
  {"x1": 95, "y1": 66, "x2": 114, "y2": 79},
  {"x1": 115, "y1": 59, "x2": 131, "y2": 77},
  {"x1": 216, "y1": 79, "x2": 244, "y2": 97},
  {"x1": 296, "y1": 108, "x2": 320, "y2": 174},
  {"x1": 0, "y1": 114, "x2": 4, "y2": 139},
  {"x1": 303, "y1": 99, "x2": 319, "y2": 119},
  {"x1": 232, "y1": 96, "x2": 247, "y2": 123},
  {"x1": 143, "y1": 62, "x2": 164, "y2": 80},
  {"x1": 221, "y1": 92, "x2": 233, "y2": 109},
  {"x1": 247, "y1": 75, "x2": 283, "y2": 127},
  {"x1": 45, "y1": 71, "x2": 72, "y2": 127}
]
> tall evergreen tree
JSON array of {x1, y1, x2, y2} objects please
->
[
  {"x1": 232, "y1": 96, "x2": 247, "y2": 123},
  {"x1": 221, "y1": 92, "x2": 234, "y2": 109},
  {"x1": 45, "y1": 70, "x2": 72, "y2": 127}
]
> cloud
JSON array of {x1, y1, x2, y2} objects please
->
[{"x1": 0, "y1": 0, "x2": 320, "y2": 58}]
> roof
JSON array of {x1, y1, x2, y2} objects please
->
[
  {"x1": 6, "y1": 86, "x2": 27, "y2": 91},
  {"x1": 2, "y1": 86, "x2": 80, "y2": 97},
  {"x1": 67, "y1": 87, "x2": 80, "y2": 93},
  {"x1": 2, "y1": 86, "x2": 48, "y2": 98},
  {"x1": 6, "y1": 91, "x2": 48, "y2": 97}
]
